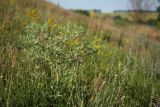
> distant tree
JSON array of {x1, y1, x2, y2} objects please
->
[
  {"x1": 128, "y1": 0, "x2": 154, "y2": 23},
  {"x1": 74, "y1": 10, "x2": 90, "y2": 16},
  {"x1": 157, "y1": 5, "x2": 160, "y2": 28}
]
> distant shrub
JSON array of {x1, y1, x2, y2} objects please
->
[
  {"x1": 113, "y1": 15, "x2": 129, "y2": 27},
  {"x1": 73, "y1": 10, "x2": 90, "y2": 16},
  {"x1": 156, "y1": 6, "x2": 160, "y2": 29},
  {"x1": 157, "y1": 15, "x2": 160, "y2": 28},
  {"x1": 146, "y1": 19, "x2": 157, "y2": 26},
  {"x1": 113, "y1": 15, "x2": 123, "y2": 20},
  {"x1": 100, "y1": 14, "x2": 111, "y2": 20}
]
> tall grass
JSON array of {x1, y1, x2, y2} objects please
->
[{"x1": 0, "y1": 0, "x2": 160, "y2": 106}]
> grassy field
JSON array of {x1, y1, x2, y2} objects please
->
[{"x1": 0, "y1": 0, "x2": 160, "y2": 107}]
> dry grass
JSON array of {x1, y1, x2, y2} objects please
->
[{"x1": 0, "y1": 0, "x2": 160, "y2": 106}]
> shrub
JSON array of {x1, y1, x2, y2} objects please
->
[
  {"x1": 146, "y1": 19, "x2": 157, "y2": 26},
  {"x1": 0, "y1": 22, "x2": 98, "y2": 106},
  {"x1": 73, "y1": 10, "x2": 90, "y2": 16},
  {"x1": 113, "y1": 15, "x2": 129, "y2": 27}
]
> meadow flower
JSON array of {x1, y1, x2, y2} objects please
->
[
  {"x1": 31, "y1": 9, "x2": 37, "y2": 17},
  {"x1": 27, "y1": 9, "x2": 37, "y2": 17},
  {"x1": 47, "y1": 18, "x2": 54, "y2": 25},
  {"x1": 92, "y1": 38, "x2": 102, "y2": 49},
  {"x1": 27, "y1": 9, "x2": 40, "y2": 22},
  {"x1": 89, "y1": 10, "x2": 95, "y2": 17},
  {"x1": 93, "y1": 44, "x2": 102, "y2": 49},
  {"x1": 47, "y1": 17, "x2": 59, "y2": 31}
]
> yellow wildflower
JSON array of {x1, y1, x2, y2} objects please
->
[
  {"x1": 31, "y1": 9, "x2": 37, "y2": 16},
  {"x1": 47, "y1": 18, "x2": 54, "y2": 25},
  {"x1": 47, "y1": 17, "x2": 59, "y2": 31},
  {"x1": 89, "y1": 10, "x2": 95, "y2": 17},
  {"x1": 73, "y1": 38, "x2": 80, "y2": 45},
  {"x1": 93, "y1": 44, "x2": 102, "y2": 49},
  {"x1": 92, "y1": 38, "x2": 102, "y2": 49},
  {"x1": 27, "y1": 9, "x2": 37, "y2": 17},
  {"x1": 27, "y1": 9, "x2": 40, "y2": 22}
]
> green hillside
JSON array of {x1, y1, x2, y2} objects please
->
[{"x1": 0, "y1": 0, "x2": 160, "y2": 106}]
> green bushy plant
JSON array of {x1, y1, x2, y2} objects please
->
[{"x1": 0, "y1": 22, "x2": 98, "y2": 106}]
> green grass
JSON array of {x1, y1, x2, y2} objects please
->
[{"x1": 0, "y1": 0, "x2": 160, "y2": 107}]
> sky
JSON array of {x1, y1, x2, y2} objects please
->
[
  {"x1": 48, "y1": 0, "x2": 129, "y2": 13},
  {"x1": 48, "y1": 0, "x2": 159, "y2": 13}
]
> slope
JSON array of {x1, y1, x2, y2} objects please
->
[{"x1": 0, "y1": 0, "x2": 160, "y2": 106}]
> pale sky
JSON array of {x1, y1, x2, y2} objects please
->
[{"x1": 48, "y1": 0, "x2": 159, "y2": 13}]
